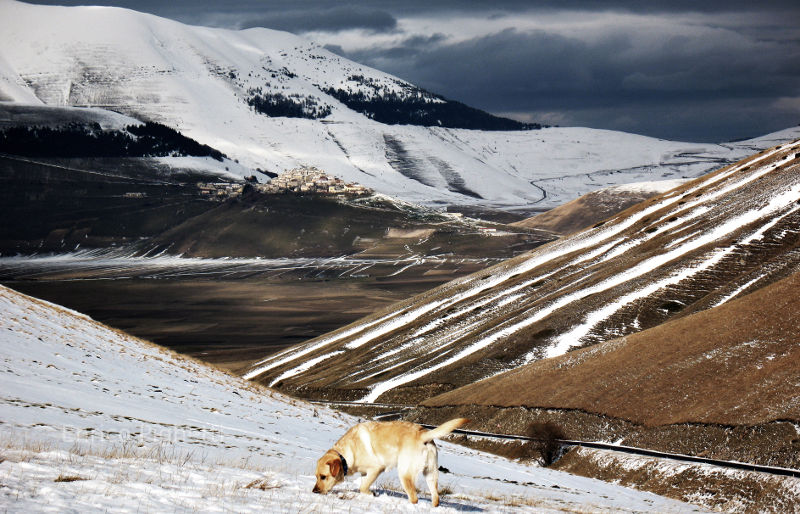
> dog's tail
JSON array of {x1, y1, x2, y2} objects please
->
[{"x1": 420, "y1": 418, "x2": 469, "y2": 443}]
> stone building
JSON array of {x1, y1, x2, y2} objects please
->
[{"x1": 260, "y1": 166, "x2": 371, "y2": 196}]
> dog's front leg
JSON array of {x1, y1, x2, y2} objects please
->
[{"x1": 359, "y1": 468, "x2": 383, "y2": 495}]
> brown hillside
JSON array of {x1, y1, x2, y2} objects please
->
[
  {"x1": 424, "y1": 270, "x2": 800, "y2": 426},
  {"x1": 511, "y1": 182, "x2": 680, "y2": 236}
]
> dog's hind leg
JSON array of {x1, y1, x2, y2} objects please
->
[
  {"x1": 397, "y1": 454, "x2": 419, "y2": 504},
  {"x1": 423, "y1": 442, "x2": 440, "y2": 507},
  {"x1": 399, "y1": 473, "x2": 418, "y2": 504}
]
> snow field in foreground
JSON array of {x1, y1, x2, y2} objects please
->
[{"x1": 0, "y1": 286, "x2": 702, "y2": 512}]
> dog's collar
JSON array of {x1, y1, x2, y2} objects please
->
[{"x1": 335, "y1": 450, "x2": 348, "y2": 476}]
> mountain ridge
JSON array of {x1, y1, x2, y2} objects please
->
[{"x1": 3, "y1": 0, "x2": 799, "y2": 211}]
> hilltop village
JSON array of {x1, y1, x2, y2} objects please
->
[
  {"x1": 196, "y1": 166, "x2": 371, "y2": 200},
  {"x1": 260, "y1": 166, "x2": 372, "y2": 195}
]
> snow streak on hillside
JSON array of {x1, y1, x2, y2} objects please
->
[
  {"x1": 244, "y1": 140, "x2": 800, "y2": 403},
  {"x1": 0, "y1": 286, "x2": 699, "y2": 512},
  {"x1": 2, "y1": 0, "x2": 799, "y2": 209}
]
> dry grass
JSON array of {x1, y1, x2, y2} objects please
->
[
  {"x1": 479, "y1": 492, "x2": 552, "y2": 510},
  {"x1": 0, "y1": 434, "x2": 267, "y2": 475},
  {"x1": 0, "y1": 438, "x2": 55, "y2": 463},
  {"x1": 54, "y1": 474, "x2": 88, "y2": 482},
  {"x1": 244, "y1": 476, "x2": 282, "y2": 491}
]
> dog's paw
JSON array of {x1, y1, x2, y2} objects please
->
[{"x1": 335, "y1": 491, "x2": 359, "y2": 500}]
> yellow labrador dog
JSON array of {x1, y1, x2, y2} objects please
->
[{"x1": 313, "y1": 418, "x2": 468, "y2": 506}]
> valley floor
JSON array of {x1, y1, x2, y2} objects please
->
[{"x1": 0, "y1": 253, "x2": 501, "y2": 370}]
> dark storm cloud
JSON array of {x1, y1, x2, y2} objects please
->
[
  {"x1": 239, "y1": 6, "x2": 397, "y2": 34},
  {"x1": 336, "y1": 19, "x2": 800, "y2": 141},
  {"x1": 23, "y1": 0, "x2": 800, "y2": 19},
  {"x1": 326, "y1": 33, "x2": 449, "y2": 61},
  {"x1": 401, "y1": 33, "x2": 449, "y2": 48},
  {"x1": 344, "y1": 27, "x2": 795, "y2": 101}
]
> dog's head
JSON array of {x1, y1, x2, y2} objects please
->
[{"x1": 312, "y1": 450, "x2": 345, "y2": 494}]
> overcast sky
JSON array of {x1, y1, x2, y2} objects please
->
[{"x1": 27, "y1": 1, "x2": 800, "y2": 142}]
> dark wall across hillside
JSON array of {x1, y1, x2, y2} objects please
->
[
  {"x1": 325, "y1": 87, "x2": 541, "y2": 130},
  {"x1": 0, "y1": 122, "x2": 225, "y2": 160}
]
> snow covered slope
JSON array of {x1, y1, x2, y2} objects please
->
[
  {"x1": 0, "y1": 285, "x2": 701, "y2": 512},
  {"x1": 243, "y1": 139, "x2": 800, "y2": 403},
  {"x1": 1, "y1": 0, "x2": 798, "y2": 210}
]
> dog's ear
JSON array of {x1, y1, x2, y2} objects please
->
[{"x1": 328, "y1": 458, "x2": 341, "y2": 478}]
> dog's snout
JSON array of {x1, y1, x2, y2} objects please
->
[{"x1": 312, "y1": 485, "x2": 320, "y2": 494}]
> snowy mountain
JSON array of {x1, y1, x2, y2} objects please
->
[
  {"x1": 242, "y1": 138, "x2": 800, "y2": 403},
  {"x1": 0, "y1": 285, "x2": 699, "y2": 512},
  {"x1": 2, "y1": 0, "x2": 799, "y2": 211}
]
